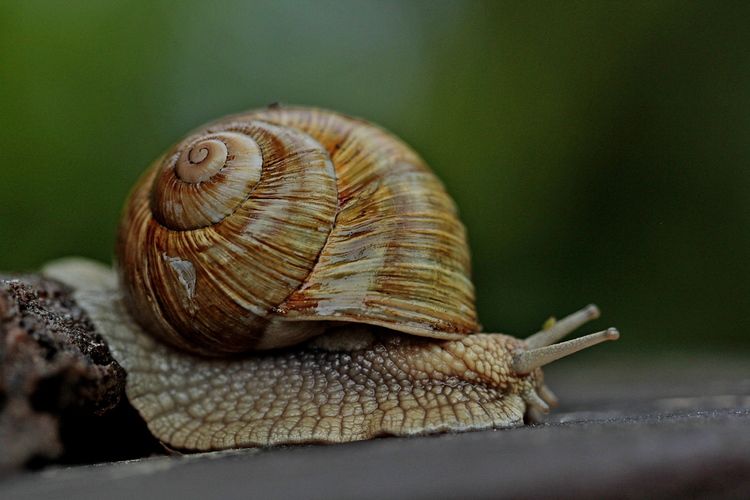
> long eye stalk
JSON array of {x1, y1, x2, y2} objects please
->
[{"x1": 512, "y1": 305, "x2": 619, "y2": 375}]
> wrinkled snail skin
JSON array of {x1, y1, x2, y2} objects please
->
[
  {"x1": 42, "y1": 106, "x2": 619, "y2": 451},
  {"x1": 42, "y1": 258, "x2": 574, "y2": 451}
]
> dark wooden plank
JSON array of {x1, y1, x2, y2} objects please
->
[{"x1": 1, "y1": 354, "x2": 748, "y2": 499}]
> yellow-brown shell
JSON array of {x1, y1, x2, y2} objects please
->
[{"x1": 116, "y1": 106, "x2": 479, "y2": 356}]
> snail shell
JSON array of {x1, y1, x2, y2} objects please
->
[
  {"x1": 116, "y1": 107, "x2": 478, "y2": 356},
  {"x1": 42, "y1": 106, "x2": 619, "y2": 451}
]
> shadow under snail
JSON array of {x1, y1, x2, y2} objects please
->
[{"x1": 43, "y1": 106, "x2": 619, "y2": 452}]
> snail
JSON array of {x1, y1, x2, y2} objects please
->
[{"x1": 42, "y1": 106, "x2": 619, "y2": 452}]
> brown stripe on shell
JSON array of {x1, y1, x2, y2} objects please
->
[
  {"x1": 232, "y1": 107, "x2": 480, "y2": 337},
  {"x1": 116, "y1": 121, "x2": 338, "y2": 356}
]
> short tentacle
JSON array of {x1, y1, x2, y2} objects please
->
[
  {"x1": 522, "y1": 389, "x2": 551, "y2": 414},
  {"x1": 537, "y1": 384, "x2": 559, "y2": 407}
]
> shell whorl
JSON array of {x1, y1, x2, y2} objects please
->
[
  {"x1": 151, "y1": 131, "x2": 263, "y2": 230},
  {"x1": 116, "y1": 107, "x2": 480, "y2": 357},
  {"x1": 118, "y1": 120, "x2": 338, "y2": 355}
]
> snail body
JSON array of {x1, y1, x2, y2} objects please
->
[{"x1": 42, "y1": 106, "x2": 618, "y2": 451}]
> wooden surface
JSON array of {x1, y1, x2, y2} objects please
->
[{"x1": 1, "y1": 352, "x2": 748, "y2": 499}]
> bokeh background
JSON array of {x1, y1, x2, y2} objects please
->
[{"x1": 1, "y1": 1, "x2": 748, "y2": 354}]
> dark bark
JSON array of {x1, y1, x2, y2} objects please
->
[{"x1": 0, "y1": 274, "x2": 159, "y2": 473}]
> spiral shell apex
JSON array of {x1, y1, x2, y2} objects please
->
[
  {"x1": 116, "y1": 107, "x2": 480, "y2": 357},
  {"x1": 151, "y1": 131, "x2": 264, "y2": 230}
]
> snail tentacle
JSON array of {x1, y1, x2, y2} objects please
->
[
  {"x1": 524, "y1": 304, "x2": 600, "y2": 350},
  {"x1": 512, "y1": 328, "x2": 620, "y2": 375}
]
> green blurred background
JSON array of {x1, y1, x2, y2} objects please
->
[{"x1": 1, "y1": 1, "x2": 748, "y2": 353}]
